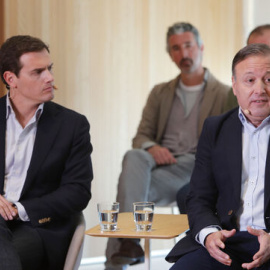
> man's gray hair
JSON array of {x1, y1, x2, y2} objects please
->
[{"x1": 166, "y1": 22, "x2": 203, "y2": 52}]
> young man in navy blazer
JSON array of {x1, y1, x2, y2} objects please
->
[{"x1": 0, "y1": 35, "x2": 93, "y2": 270}]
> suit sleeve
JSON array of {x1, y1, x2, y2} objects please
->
[
  {"x1": 186, "y1": 117, "x2": 221, "y2": 238},
  {"x1": 132, "y1": 85, "x2": 161, "y2": 148},
  {"x1": 21, "y1": 114, "x2": 93, "y2": 227}
]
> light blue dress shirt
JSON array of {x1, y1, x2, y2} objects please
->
[{"x1": 4, "y1": 95, "x2": 43, "y2": 221}]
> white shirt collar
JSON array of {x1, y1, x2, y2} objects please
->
[
  {"x1": 6, "y1": 94, "x2": 44, "y2": 122},
  {"x1": 238, "y1": 107, "x2": 270, "y2": 129}
]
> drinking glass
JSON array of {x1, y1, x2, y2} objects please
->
[
  {"x1": 97, "y1": 202, "x2": 119, "y2": 231},
  {"x1": 133, "y1": 202, "x2": 155, "y2": 231}
]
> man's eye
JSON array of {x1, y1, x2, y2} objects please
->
[
  {"x1": 246, "y1": 78, "x2": 254, "y2": 83},
  {"x1": 48, "y1": 65, "x2": 53, "y2": 72},
  {"x1": 265, "y1": 77, "x2": 270, "y2": 84}
]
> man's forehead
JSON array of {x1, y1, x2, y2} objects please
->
[
  {"x1": 237, "y1": 54, "x2": 270, "y2": 66},
  {"x1": 235, "y1": 55, "x2": 270, "y2": 77},
  {"x1": 169, "y1": 32, "x2": 195, "y2": 42},
  {"x1": 19, "y1": 50, "x2": 51, "y2": 67}
]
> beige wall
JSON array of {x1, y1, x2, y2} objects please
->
[
  {"x1": 0, "y1": 0, "x2": 5, "y2": 96},
  {"x1": 3, "y1": 0, "x2": 243, "y2": 260}
]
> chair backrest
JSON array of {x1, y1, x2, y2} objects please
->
[{"x1": 64, "y1": 213, "x2": 86, "y2": 270}]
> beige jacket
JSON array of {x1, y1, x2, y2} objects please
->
[{"x1": 132, "y1": 69, "x2": 230, "y2": 148}]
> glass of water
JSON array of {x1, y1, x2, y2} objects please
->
[
  {"x1": 97, "y1": 202, "x2": 119, "y2": 231},
  {"x1": 133, "y1": 202, "x2": 155, "y2": 231}
]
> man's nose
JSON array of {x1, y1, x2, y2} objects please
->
[
  {"x1": 181, "y1": 48, "x2": 189, "y2": 58},
  {"x1": 254, "y1": 81, "x2": 267, "y2": 94},
  {"x1": 45, "y1": 69, "x2": 54, "y2": 82}
]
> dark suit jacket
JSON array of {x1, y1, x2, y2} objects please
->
[
  {"x1": 0, "y1": 96, "x2": 93, "y2": 269},
  {"x1": 166, "y1": 108, "x2": 270, "y2": 262}
]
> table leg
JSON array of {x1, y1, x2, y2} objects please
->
[{"x1": 144, "y1": 238, "x2": 151, "y2": 270}]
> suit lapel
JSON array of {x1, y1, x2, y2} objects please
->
[
  {"x1": 264, "y1": 137, "x2": 270, "y2": 212},
  {"x1": 225, "y1": 112, "x2": 243, "y2": 204},
  {"x1": 199, "y1": 71, "x2": 218, "y2": 134},
  {"x1": 157, "y1": 76, "x2": 179, "y2": 141},
  {"x1": 0, "y1": 97, "x2": 6, "y2": 194},
  {"x1": 21, "y1": 102, "x2": 61, "y2": 195}
]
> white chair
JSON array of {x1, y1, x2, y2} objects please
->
[{"x1": 64, "y1": 213, "x2": 86, "y2": 270}]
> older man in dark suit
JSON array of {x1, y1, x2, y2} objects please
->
[
  {"x1": 0, "y1": 35, "x2": 93, "y2": 270},
  {"x1": 167, "y1": 43, "x2": 270, "y2": 269}
]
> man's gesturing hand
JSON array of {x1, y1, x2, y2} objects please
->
[
  {"x1": 205, "y1": 229, "x2": 236, "y2": 266},
  {"x1": 242, "y1": 226, "x2": 270, "y2": 269},
  {"x1": 147, "y1": 145, "x2": 177, "y2": 165}
]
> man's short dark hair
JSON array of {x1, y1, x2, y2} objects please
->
[
  {"x1": 0, "y1": 35, "x2": 49, "y2": 89},
  {"x1": 232, "y1": 43, "x2": 270, "y2": 78},
  {"x1": 166, "y1": 22, "x2": 203, "y2": 52},
  {"x1": 247, "y1": 24, "x2": 270, "y2": 44}
]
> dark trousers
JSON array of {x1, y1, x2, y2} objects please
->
[
  {"x1": 170, "y1": 231, "x2": 270, "y2": 270},
  {"x1": 0, "y1": 217, "x2": 46, "y2": 270}
]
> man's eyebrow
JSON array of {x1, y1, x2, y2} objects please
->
[
  {"x1": 243, "y1": 72, "x2": 254, "y2": 76},
  {"x1": 171, "y1": 41, "x2": 191, "y2": 47},
  {"x1": 31, "y1": 63, "x2": 53, "y2": 73}
]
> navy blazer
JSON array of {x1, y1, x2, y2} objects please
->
[
  {"x1": 0, "y1": 96, "x2": 93, "y2": 269},
  {"x1": 166, "y1": 108, "x2": 270, "y2": 262}
]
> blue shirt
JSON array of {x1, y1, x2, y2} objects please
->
[{"x1": 4, "y1": 95, "x2": 43, "y2": 221}]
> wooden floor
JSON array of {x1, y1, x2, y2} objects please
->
[{"x1": 79, "y1": 250, "x2": 172, "y2": 270}]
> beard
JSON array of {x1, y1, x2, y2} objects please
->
[{"x1": 180, "y1": 58, "x2": 193, "y2": 68}]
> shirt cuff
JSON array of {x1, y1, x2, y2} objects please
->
[
  {"x1": 141, "y1": 141, "x2": 157, "y2": 150},
  {"x1": 14, "y1": 202, "x2": 30, "y2": 221},
  {"x1": 196, "y1": 226, "x2": 221, "y2": 246}
]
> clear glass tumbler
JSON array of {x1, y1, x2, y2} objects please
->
[
  {"x1": 133, "y1": 202, "x2": 155, "y2": 231},
  {"x1": 97, "y1": 202, "x2": 119, "y2": 231}
]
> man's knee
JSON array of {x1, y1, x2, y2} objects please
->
[
  {"x1": 123, "y1": 149, "x2": 153, "y2": 165},
  {"x1": 170, "y1": 247, "x2": 214, "y2": 270},
  {"x1": 0, "y1": 218, "x2": 12, "y2": 241},
  {"x1": 116, "y1": 149, "x2": 155, "y2": 206},
  {"x1": 119, "y1": 149, "x2": 155, "y2": 179}
]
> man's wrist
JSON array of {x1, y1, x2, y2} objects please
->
[
  {"x1": 141, "y1": 141, "x2": 156, "y2": 150},
  {"x1": 197, "y1": 226, "x2": 221, "y2": 246},
  {"x1": 13, "y1": 202, "x2": 30, "y2": 221}
]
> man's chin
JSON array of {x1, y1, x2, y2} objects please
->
[
  {"x1": 179, "y1": 67, "x2": 193, "y2": 74},
  {"x1": 43, "y1": 93, "x2": 54, "y2": 102}
]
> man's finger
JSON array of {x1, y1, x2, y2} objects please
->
[
  {"x1": 242, "y1": 260, "x2": 260, "y2": 269},
  {"x1": 210, "y1": 248, "x2": 232, "y2": 266},
  {"x1": 222, "y1": 229, "x2": 236, "y2": 239},
  {"x1": 247, "y1": 226, "x2": 260, "y2": 236}
]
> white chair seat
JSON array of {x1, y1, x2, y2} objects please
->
[{"x1": 64, "y1": 213, "x2": 86, "y2": 270}]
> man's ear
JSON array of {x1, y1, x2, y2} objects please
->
[
  {"x1": 3, "y1": 71, "x2": 16, "y2": 88},
  {"x1": 200, "y1": 44, "x2": 204, "y2": 53},
  {"x1": 232, "y1": 75, "x2": 237, "y2": 96}
]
